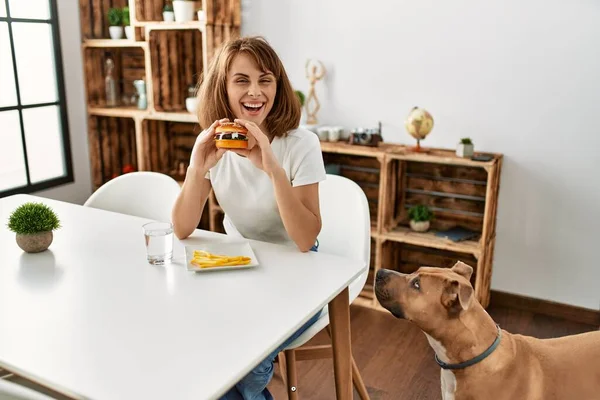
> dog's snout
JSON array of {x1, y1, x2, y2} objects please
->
[{"x1": 376, "y1": 269, "x2": 392, "y2": 282}]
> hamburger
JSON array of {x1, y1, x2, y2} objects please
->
[{"x1": 214, "y1": 122, "x2": 248, "y2": 149}]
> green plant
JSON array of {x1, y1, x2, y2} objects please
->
[
  {"x1": 295, "y1": 90, "x2": 305, "y2": 107},
  {"x1": 164, "y1": 2, "x2": 174, "y2": 12},
  {"x1": 460, "y1": 137, "x2": 473, "y2": 145},
  {"x1": 122, "y1": 6, "x2": 130, "y2": 25},
  {"x1": 8, "y1": 203, "x2": 61, "y2": 235},
  {"x1": 408, "y1": 205, "x2": 433, "y2": 222},
  {"x1": 107, "y1": 7, "x2": 123, "y2": 26}
]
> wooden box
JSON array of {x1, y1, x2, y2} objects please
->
[
  {"x1": 148, "y1": 29, "x2": 204, "y2": 112},
  {"x1": 87, "y1": 116, "x2": 138, "y2": 190},
  {"x1": 141, "y1": 119, "x2": 200, "y2": 179},
  {"x1": 83, "y1": 47, "x2": 146, "y2": 108}
]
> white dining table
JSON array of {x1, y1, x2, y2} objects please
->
[{"x1": 0, "y1": 194, "x2": 366, "y2": 400}]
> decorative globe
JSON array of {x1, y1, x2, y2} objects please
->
[{"x1": 405, "y1": 106, "x2": 434, "y2": 151}]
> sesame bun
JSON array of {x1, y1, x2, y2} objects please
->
[{"x1": 215, "y1": 122, "x2": 248, "y2": 134}]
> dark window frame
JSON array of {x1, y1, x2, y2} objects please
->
[{"x1": 0, "y1": 0, "x2": 73, "y2": 198}]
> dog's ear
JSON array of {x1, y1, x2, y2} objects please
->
[
  {"x1": 442, "y1": 279, "x2": 474, "y2": 313},
  {"x1": 451, "y1": 261, "x2": 473, "y2": 281}
]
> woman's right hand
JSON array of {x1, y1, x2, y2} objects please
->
[{"x1": 189, "y1": 118, "x2": 229, "y2": 173}]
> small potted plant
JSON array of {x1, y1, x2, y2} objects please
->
[
  {"x1": 295, "y1": 90, "x2": 307, "y2": 125},
  {"x1": 408, "y1": 205, "x2": 433, "y2": 232},
  {"x1": 122, "y1": 6, "x2": 133, "y2": 40},
  {"x1": 107, "y1": 7, "x2": 123, "y2": 39},
  {"x1": 163, "y1": 1, "x2": 175, "y2": 22},
  {"x1": 8, "y1": 202, "x2": 61, "y2": 253},
  {"x1": 457, "y1": 137, "x2": 474, "y2": 158},
  {"x1": 173, "y1": 0, "x2": 195, "y2": 22}
]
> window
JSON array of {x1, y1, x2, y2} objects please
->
[{"x1": 0, "y1": 0, "x2": 73, "y2": 197}]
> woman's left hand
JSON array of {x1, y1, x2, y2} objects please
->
[{"x1": 231, "y1": 118, "x2": 281, "y2": 176}]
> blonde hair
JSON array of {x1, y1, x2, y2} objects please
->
[{"x1": 196, "y1": 36, "x2": 301, "y2": 137}]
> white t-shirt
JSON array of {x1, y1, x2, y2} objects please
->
[{"x1": 207, "y1": 127, "x2": 326, "y2": 246}]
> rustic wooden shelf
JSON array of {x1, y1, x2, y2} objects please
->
[
  {"x1": 88, "y1": 107, "x2": 144, "y2": 119},
  {"x1": 141, "y1": 21, "x2": 206, "y2": 32},
  {"x1": 83, "y1": 39, "x2": 148, "y2": 49},
  {"x1": 316, "y1": 140, "x2": 502, "y2": 309},
  {"x1": 381, "y1": 226, "x2": 481, "y2": 258},
  {"x1": 145, "y1": 111, "x2": 198, "y2": 123}
]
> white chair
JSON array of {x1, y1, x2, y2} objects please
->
[
  {"x1": 83, "y1": 172, "x2": 181, "y2": 222},
  {"x1": 0, "y1": 379, "x2": 54, "y2": 400},
  {"x1": 278, "y1": 174, "x2": 371, "y2": 399}
]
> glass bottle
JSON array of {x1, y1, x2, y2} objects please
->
[{"x1": 105, "y1": 57, "x2": 118, "y2": 107}]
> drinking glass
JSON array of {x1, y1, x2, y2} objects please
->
[{"x1": 142, "y1": 222, "x2": 173, "y2": 265}]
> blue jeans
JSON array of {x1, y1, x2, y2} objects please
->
[{"x1": 220, "y1": 240, "x2": 320, "y2": 400}]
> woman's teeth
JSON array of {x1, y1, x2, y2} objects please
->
[{"x1": 243, "y1": 103, "x2": 263, "y2": 112}]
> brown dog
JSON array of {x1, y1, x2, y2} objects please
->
[{"x1": 374, "y1": 262, "x2": 600, "y2": 400}]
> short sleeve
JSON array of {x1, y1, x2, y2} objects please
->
[{"x1": 290, "y1": 132, "x2": 327, "y2": 187}]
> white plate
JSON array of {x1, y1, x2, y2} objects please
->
[{"x1": 184, "y1": 241, "x2": 259, "y2": 272}]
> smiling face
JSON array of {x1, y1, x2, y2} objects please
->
[{"x1": 226, "y1": 52, "x2": 277, "y2": 129}]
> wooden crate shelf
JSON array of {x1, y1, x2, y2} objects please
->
[
  {"x1": 148, "y1": 29, "x2": 204, "y2": 112},
  {"x1": 131, "y1": 0, "x2": 241, "y2": 26},
  {"x1": 381, "y1": 241, "x2": 478, "y2": 287},
  {"x1": 83, "y1": 47, "x2": 146, "y2": 108},
  {"x1": 322, "y1": 151, "x2": 383, "y2": 228},
  {"x1": 82, "y1": 0, "x2": 240, "y2": 191},
  {"x1": 141, "y1": 119, "x2": 199, "y2": 180},
  {"x1": 79, "y1": 0, "x2": 129, "y2": 40},
  {"x1": 321, "y1": 141, "x2": 503, "y2": 308},
  {"x1": 88, "y1": 116, "x2": 138, "y2": 190}
]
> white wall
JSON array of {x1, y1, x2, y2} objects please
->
[
  {"x1": 242, "y1": 0, "x2": 600, "y2": 310},
  {"x1": 36, "y1": 0, "x2": 91, "y2": 205}
]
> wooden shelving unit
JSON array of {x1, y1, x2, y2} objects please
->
[{"x1": 80, "y1": 0, "x2": 240, "y2": 232}]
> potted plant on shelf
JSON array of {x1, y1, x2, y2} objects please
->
[
  {"x1": 408, "y1": 205, "x2": 433, "y2": 232},
  {"x1": 163, "y1": 1, "x2": 175, "y2": 22},
  {"x1": 107, "y1": 7, "x2": 123, "y2": 39},
  {"x1": 173, "y1": 0, "x2": 195, "y2": 22},
  {"x1": 457, "y1": 137, "x2": 474, "y2": 158},
  {"x1": 295, "y1": 90, "x2": 307, "y2": 125},
  {"x1": 123, "y1": 6, "x2": 133, "y2": 40},
  {"x1": 8, "y1": 202, "x2": 61, "y2": 253}
]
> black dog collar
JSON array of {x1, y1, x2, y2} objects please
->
[{"x1": 435, "y1": 324, "x2": 502, "y2": 370}]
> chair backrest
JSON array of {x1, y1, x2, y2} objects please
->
[
  {"x1": 0, "y1": 379, "x2": 54, "y2": 400},
  {"x1": 83, "y1": 172, "x2": 181, "y2": 222},
  {"x1": 318, "y1": 174, "x2": 371, "y2": 302}
]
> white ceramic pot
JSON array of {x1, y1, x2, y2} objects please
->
[
  {"x1": 173, "y1": 1, "x2": 195, "y2": 22},
  {"x1": 457, "y1": 143, "x2": 474, "y2": 158},
  {"x1": 409, "y1": 220, "x2": 430, "y2": 232},
  {"x1": 185, "y1": 97, "x2": 198, "y2": 113},
  {"x1": 316, "y1": 127, "x2": 330, "y2": 142},
  {"x1": 163, "y1": 11, "x2": 175, "y2": 22},
  {"x1": 197, "y1": 10, "x2": 206, "y2": 23},
  {"x1": 109, "y1": 26, "x2": 124, "y2": 40},
  {"x1": 329, "y1": 126, "x2": 343, "y2": 142},
  {"x1": 124, "y1": 26, "x2": 134, "y2": 40}
]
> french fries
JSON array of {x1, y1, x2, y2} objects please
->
[{"x1": 191, "y1": 250, "x2": 251, "y2": 269}]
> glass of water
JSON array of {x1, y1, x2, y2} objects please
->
[{"x1": 142, "y1": 222, "x2": 173, "y2": 265}]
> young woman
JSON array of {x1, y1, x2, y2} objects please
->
[{"x1": 171, "y1": 36, "x2": 326, "y2": 399}]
